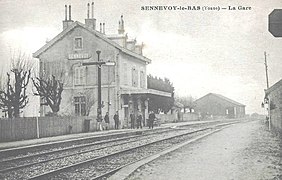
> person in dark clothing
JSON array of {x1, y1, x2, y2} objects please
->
[
  {"x1": 104, "y1": 112, "x2": 110, "y2": 130},
  {"x1": 130, "y1": 112, "x2": 135, "y2": 129},
  {"x1": 113, "y1": 111, "x2": 119, "y2": 129},
  {"x1": 137, "y1": 111, "x2": 142, "y2": 129},
  {"x1": 149, "y1": 111, "x2": 156, "y2": 129}
]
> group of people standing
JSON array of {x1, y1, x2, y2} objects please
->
[
  {"x1": 97, "y1": 111, "x2": 119, "y2": 131},
  {"x1": 130, "y1": 111, "x2": 143, "y2": 129},
  {"x1": 130, "y1": 111, "x2": 156, "y2": 129},
  {"x1": 98, "y1": 111, "x2": 156, "y2": 131}
]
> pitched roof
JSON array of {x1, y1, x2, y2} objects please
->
[
  {"x1": 33, "y1": 21, "x2": 151, "y2": 63},
  {"x1": 265, "y1": 79, "x2": 282, "y2": 95},
  {"x1": 195, "y1": 93, "x2": 245, "y2": 106}
]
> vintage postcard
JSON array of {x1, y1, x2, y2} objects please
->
[{"x1": 0, "y1": 0, "x2": 281, "y2": 179}]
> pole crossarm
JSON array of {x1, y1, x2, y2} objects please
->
[
  {"x1": 82, "y1": 62, "x2": 105, "y2": 66},
  {"x1": 81, "y1": 61, "x2": 115, "y2": 66}
]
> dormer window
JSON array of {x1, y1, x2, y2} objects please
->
[{"x1": 74, "y1": 37, "x2": 83, "y2": 49}]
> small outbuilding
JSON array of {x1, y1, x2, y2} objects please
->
[
  {"x1": 194, "y1": 93, "x2": 246, "y2": 119},
  {"x1": 265, "y1": 79, "x2": 282, "y2": 134}
]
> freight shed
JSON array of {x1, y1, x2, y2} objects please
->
[{"x1": 194, "y1": 93, "x2": 246, "y2": 119}]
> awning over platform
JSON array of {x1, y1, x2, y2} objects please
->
[{"x1": 120, "y1": 88, "x2": 172, "y2": 97}]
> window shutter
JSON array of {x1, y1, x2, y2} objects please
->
[
  {"x1": 74, "y1": 67, "x2": 79, "y2": 85},
  {"x1": 140, "y1": 71, "x2": 145, "y2": 88},
  {"x1": 80, "y1": 67, "x2": 84, "y2": 85},
  {"x1": 123, "y1": 63, "x2": 127, "y2": 85}
]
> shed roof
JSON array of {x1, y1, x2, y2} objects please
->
[{"x1": 195, "y1": 93, "x2": 245, "y2": 107}]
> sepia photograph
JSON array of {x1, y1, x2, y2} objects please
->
[{"x1": 0, "y1": 0, "x2": 281, "y2": 179}]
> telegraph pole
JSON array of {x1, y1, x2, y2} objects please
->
[
  {"x1": 107, "y1": 65, "x2": 110, "y2": 113},
  {"x1": 264, "y1": 51, "x2": 269, "y2": 89},
  {"x1": 264, "y1": 51, "x2": 271, "y2": 130},
  {"x1": 81, "y1": 52, "x2": 115, "y2": 125},
  {"x1": 97, "y1": 50, "x2": 102, "y2": 121}
]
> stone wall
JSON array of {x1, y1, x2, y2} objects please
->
[{"x1": 268, "y1": 83, "x2": 282, "y2": 134}]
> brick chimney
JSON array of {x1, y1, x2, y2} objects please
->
[
  {"x1": 99, "y1": 23, "x2": 102, "y2": 33},
  {"x1": 85, "y1": 2, "x2": 96, "y2": 30},
  {"x1": 126, "y1": 38, "x2": 136, "y2": 51},
  {"x1": 135, "y1": 43, "x2": 144, "y2": 55},
  {"x1": 63, "y1": 5, "x2": 74, "y2": 30},
  {"x1": 118, "y1": 15, "x2": 125, "y2": 34},
  {"x1": 103, "y1": 23, "x2": 105, "y2": 34}
]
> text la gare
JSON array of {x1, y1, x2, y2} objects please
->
[{"x1": 229, "y1": 6, "x2": 251, "y2": 10}]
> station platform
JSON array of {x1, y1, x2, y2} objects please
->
[{"x1": 0, "y1": 120, "x2": 217, "y2": 150}]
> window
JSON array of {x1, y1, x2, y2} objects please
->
[
  {"x1": 41, "y1": 61, "x2": 46, "y2": 76},
  {"x1": 74, "y1": 66, "x2": 86, "y2": 85},
  {"x1": 74, "y1": 96, "x2": 86, "y2": 116},
  {"x1": 74, "y1": 37, "x2": 83, "y2": 49}
]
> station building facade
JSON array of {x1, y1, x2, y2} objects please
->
[
  {"x1": 33, "y1": 4, "x2": 171, "y2": 127},
  {"x1": 194, "y1": 93, "x2": 246, "y2": 119}
]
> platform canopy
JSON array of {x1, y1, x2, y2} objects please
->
[{"x1": 120, "y1": 88, "x2": 172, "y2": 97}]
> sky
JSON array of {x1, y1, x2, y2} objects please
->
[{"x1": 0, "y1": 0, "x2": 282, "y2": 115}]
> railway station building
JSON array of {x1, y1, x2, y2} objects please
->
[
  {"x1": 33, "y1": 4, "x2": 171, "y2": 128},
  {"x1": 194, "y1": 93, "x2": 246, "y2": 119},
  {"x1": 265, "y1": 79, "x2": 282, "y2": 134}
]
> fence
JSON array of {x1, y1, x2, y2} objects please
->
[
  {"x1": 0, "y1": 116, "x2": 97, "y2": 142},
  {"x1": 156, "y1": 113, "x2": 199, "y2": 124},
  {"x1": 183, "y1": 113, "x2": 199, "y2": 121}
]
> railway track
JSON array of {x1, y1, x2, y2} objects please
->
[
  {"x1": 0, "y1": 128, "x2": 183, "y2": 173},
  {"x1": 0, "y1": 120, "x2": 240, "y2": 180},
  {"x1": 31, "y1": 123, "x2": 236, "y2": 180},
  {"x1": 0, "y1": 130, "x2": 141, "y2": 160},
  {"x1": 0, "y1": 126, "x2": 187, "y2": 162},
  {"x1": 0, "y1": 120, "x2": 223, "y2": 163}
]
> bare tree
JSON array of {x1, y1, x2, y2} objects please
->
[
  {"x1": 84, "y1": 89, "x2": 96, "y2": 116},
  {"x1": 175, "y1": 95, "x2": 196, "y2": 113},
  {"x1": 32, "y1": 75, "x2": 63, "y2": 116},
  {"x1": 0, "y1": 72, "x2": 13, "y2": 118},
  {"x1": 32, "y1": 60, "x2": 67, "y2": 116},
  {"x1": 0, "y1": 55, "x2": 32, "y2": 118}
]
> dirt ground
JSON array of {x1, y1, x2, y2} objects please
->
[{"x1": 127, "y1": 120, "x2": 282, "y2": 180}]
